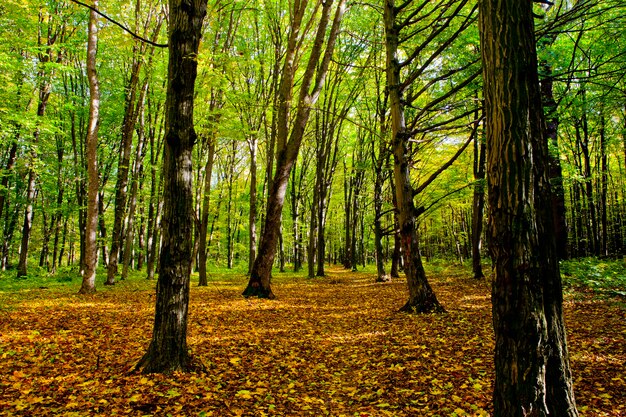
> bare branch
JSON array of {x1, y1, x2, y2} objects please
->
[{"x1": 70, "y1": 0, "x2": 168, "y2": 48}]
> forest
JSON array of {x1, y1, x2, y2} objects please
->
[{"x1": 0, "y1": 0, "x2": 625, "y2": 415}]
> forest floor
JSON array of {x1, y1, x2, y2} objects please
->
[{"x1": 0, "y1": 263, "x2": 624, "y2": 416}]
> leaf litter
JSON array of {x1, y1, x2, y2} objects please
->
[{"x1": 0, "y1": 265, "x2": 624, "y2": 416}]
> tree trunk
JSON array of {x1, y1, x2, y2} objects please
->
[
  {"x1": 290, "y1": 166, "x2": 301, "y2": 272},
  {"x1": 198, "y1": 137, "x2": 216, "y2": 286},
  {"x1": 599, "y1": 113, "x2": 608, "y2": 256},
  {"x1": 343, "y1": 161, "x2": 353, "y2": 270},
  {"x1": 540, "y1": 62, "x2": 568, "y2": 260},
  {"x1": 79, "y1": 1, "x2": 100, "y2": 294},
  {"x1": 373, "y1": 165, "x2": 388, "y2": 281},
  {"x1": 122, "y1": 105, "x2": 148, "y2": 279},
  {"x1": 384, "y1": 0, "x2": 443, "y2": 313},
  {"x1": 248, "y1": 136, "x2": 258, "y2": 275},
  {"x1": 471, "y1": 112, "x2": 486, "y2": 279},
  {"x1": 106, "y1": 9, "x2": 153, "y2": 285},
  {"x1": 244, "y1": 0, "x2": 347, "y2": 298},
  {"x1": 479, "y1": 1, "x2": 578, "y2": 415},
  {"x1": 0, "y1": 142, "x2": 18, "y2": 228},
  {"x1": 308, "y1": 184, "x2": 318, "y2": 279},
  {"x1": 135, "y1": 0, "x2": 207, "y2": 374}
]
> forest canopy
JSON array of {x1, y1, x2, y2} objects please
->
[{"x1": 0, "y1": 0, "x2": 624, "y2": 280}]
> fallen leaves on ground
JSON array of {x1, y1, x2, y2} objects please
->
[{"x1": 0, "y1": 265, "x2": 624, "y2": 416}]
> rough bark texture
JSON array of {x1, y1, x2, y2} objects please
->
[
  {"x1": 79, "y1": 1, "x2": 100, "y2": 294},
  {"x1": 479, "y1": 1, "x2": 578, "y2": 415},
  {"x1": 135, "y1": 0, "x2": 207, "y2": 374},
  {"x1": 383, "y1": 0, "x2": 443, "y2": 313}
]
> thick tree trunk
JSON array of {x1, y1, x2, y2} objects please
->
[
  {"x1": 384, "y1": 0, "x2": 443, "y2": 313},
  {"x1": 479, "y1": 1, "x2": 578, "y2": 415},
  {"x1": 80, "y1": 1, "x2": 100, "y2": 294},
  {"x1": 135, "y1": 0, "x2": 207, "y2": 374}
]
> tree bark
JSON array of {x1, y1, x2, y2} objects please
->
[
  {"x1": 383, "y1": 0, "x2": 443, "y2": 313},
  {"x1": 135, "y1": 0, "x2": 207, "y2": 374},
  {"x1": 79, "y1": 0, "x2": 100, "y2": 294},
  {"x1": 479, "y1": 1, "x2": 578, "y2": 415}
]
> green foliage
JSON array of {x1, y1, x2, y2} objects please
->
[{"x1": 561, "y1": 258, "x2": 626, "y2": 296}]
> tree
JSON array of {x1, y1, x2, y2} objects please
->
[
  {"x1": 479, "y1": 0, "x2": 578, "y2": 414},
  {"x1": 16, "y1": 3, "x2": 69, "y2": 278},
  {"x1": 79, "y1": 0, "x2": 100, "y2": 295},
  {"x1": 470, "y1": 103, "x2": 486, "y2": 280},
  {"x1": 105, "y1": 1, "x2": 161, "y2": 286},
  {"x1": 383, "y1": 0, "x2": 478, "y2": 313},
  {"x1": 243, "y1": 0, "x2": 348, "y2": 299},
  {"x1": 135, "y1": 0, "x2": 208, "y2": 373}
]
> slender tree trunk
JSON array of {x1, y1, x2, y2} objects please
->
[
  {"x1": 390, "y1": 180, "x2": 402, "y2": 279},
  {"x1": 308, "y1": 187, "x2": 318, "y2": 278},
  {"x1": 541, "y1": 62, "x2": 568, "y2": 259},
  {"x1": 2, "y1": 203, "x2": 19, "y2": 270},
  {"x1": 79, "y1": 0, "x2": 100, "y2": 294},
  {"x1": 122, "y1": 109, "x2": 148, "y2": 279},
  {"x1": 599, "y1": 113, "x2": 608, "y2": 256},
  {"x1": 316, "y1": 189, "x2": 329, "y2": 277},
  {"x1": 106, "y1": 14, "x2": 151, "y2": 285},
  {"x1": 343, "y1": 162, "x2": 352, "y2": 269},
  {"x1": 17, "y1": 85, "x2": 52, "y2": 277},
  {"x1": 290, "y1": 167, "x2": 301, "y2": 272},
  {"x1": 198, "y1": 138, "x2": 216, "y2": 286},
  {"x1": 244, "y1": 0, "x2": 347, "y2": 298},
  {"x1": 0, "y1": 142, "x2": 18, "y2": 227},
  {"x1": 248, "y1": 136, "x2": 258, "y2": 275},
  {"x1": 479, "y1": 1, "x2": 578, "y2": 415},
  {"x1": 135, "y1": 0, "x2": 207, "y2": 374},
  {"x1": 373, "y1": 171, "x2": 388, "y2": 281},
  {"x1": 471, "y1": 114, "x2": 486, "y2": 279},
  {"x1": 384, "y1": 0, "x2": 443, "y2": 313},
  {"x1": 226, "y1": 142, "x2": 236, "y2": 270}
]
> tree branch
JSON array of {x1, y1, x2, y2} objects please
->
[{"x1": 70, "y1": 0, "x2": 168, "y2": 48}]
